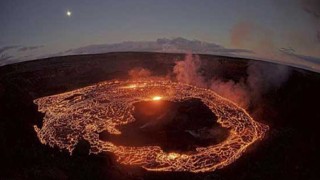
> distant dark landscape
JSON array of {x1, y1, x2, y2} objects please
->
[{"x1": 1, "y1": 52, "x2": 320, "y2": 179}]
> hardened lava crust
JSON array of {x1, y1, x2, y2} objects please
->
[{"x1": 34, "y1": 80, "x2": 268, "y2": 173}]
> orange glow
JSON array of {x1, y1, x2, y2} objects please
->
[
  {"x1": 33, "y1": 80, "x2": 268, "y2": 173},
  {"x1": 152, "y1": 96, "x2": 162, "y2": 101},
  {"x1": 128, "y1": 84, "x2": 137, "y2": 88},
  {"x1": 167, "y1": 152, "x2": 179, "y2": 160}
]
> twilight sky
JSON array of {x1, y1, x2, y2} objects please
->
[{"x1": 0, "y1": 0, "x2": 320, "y2": 71}]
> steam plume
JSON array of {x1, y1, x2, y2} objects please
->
[
  {"x1": 173, "y1": 54, "x2": 206, "y2": 87},
  {"x1": 173, "y1": 54, "x2": 291, "y2": 109},
  {"x1": 129, "y1": 67, "x2": 152, "y2": 79}
]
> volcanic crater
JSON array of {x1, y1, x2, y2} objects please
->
[
  {"x1": 33, "y1": 80, "x2": 268, "y2": 172},
  {"x1": 99, "y1": 98, "x2": 230, "y2": 152}
]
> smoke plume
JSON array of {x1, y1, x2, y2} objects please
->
[
  {"x1": 209, "y1": 78, "x2": 250, "y2": 108},
  {"x1": 173, "y1": 54, "x2": 206, "y2": 87},
  {"x1": 128, "y1": 67, "x2": 152, "y2": 79},
  {"x1": 173, "y1": 54, "x2": 291, "y2": 109}
]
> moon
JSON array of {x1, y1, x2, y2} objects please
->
[{"x1": 66, "y1": 10, "x2": 72, "y2": 17}]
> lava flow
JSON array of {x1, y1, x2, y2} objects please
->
[{"x1": 34, "y1": 80, "x2": 268, "y2": 172}]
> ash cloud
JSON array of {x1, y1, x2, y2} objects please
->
[{"x1": 173, "y1": 54, "x2": 291, "y2": 109}]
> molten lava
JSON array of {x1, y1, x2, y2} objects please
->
[
  {"x1": 34, "y1": 80, "x2": 268, "y2": 172},
  {"x1": 152, "y1": 96, "x2": 162, "y2": 101}
]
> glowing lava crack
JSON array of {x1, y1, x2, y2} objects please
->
[{"x1": 34, "y1": 80, "x2": 268, "y2": 172}]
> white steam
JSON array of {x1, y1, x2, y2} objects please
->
[{"x1": 173, "y1": 54, "x2": 291, "y2": 109}]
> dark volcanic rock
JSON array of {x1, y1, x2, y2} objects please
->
[
  {"x1": 99, "y1": 98, "x2": 229, "y2": 152},
  {"x1": 73, "y1": 139, "x2": 91, "y2": 156}
]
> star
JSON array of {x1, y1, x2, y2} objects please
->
[{"x1": 66, "y1": 10, "x2": 72, "y2": 17}]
